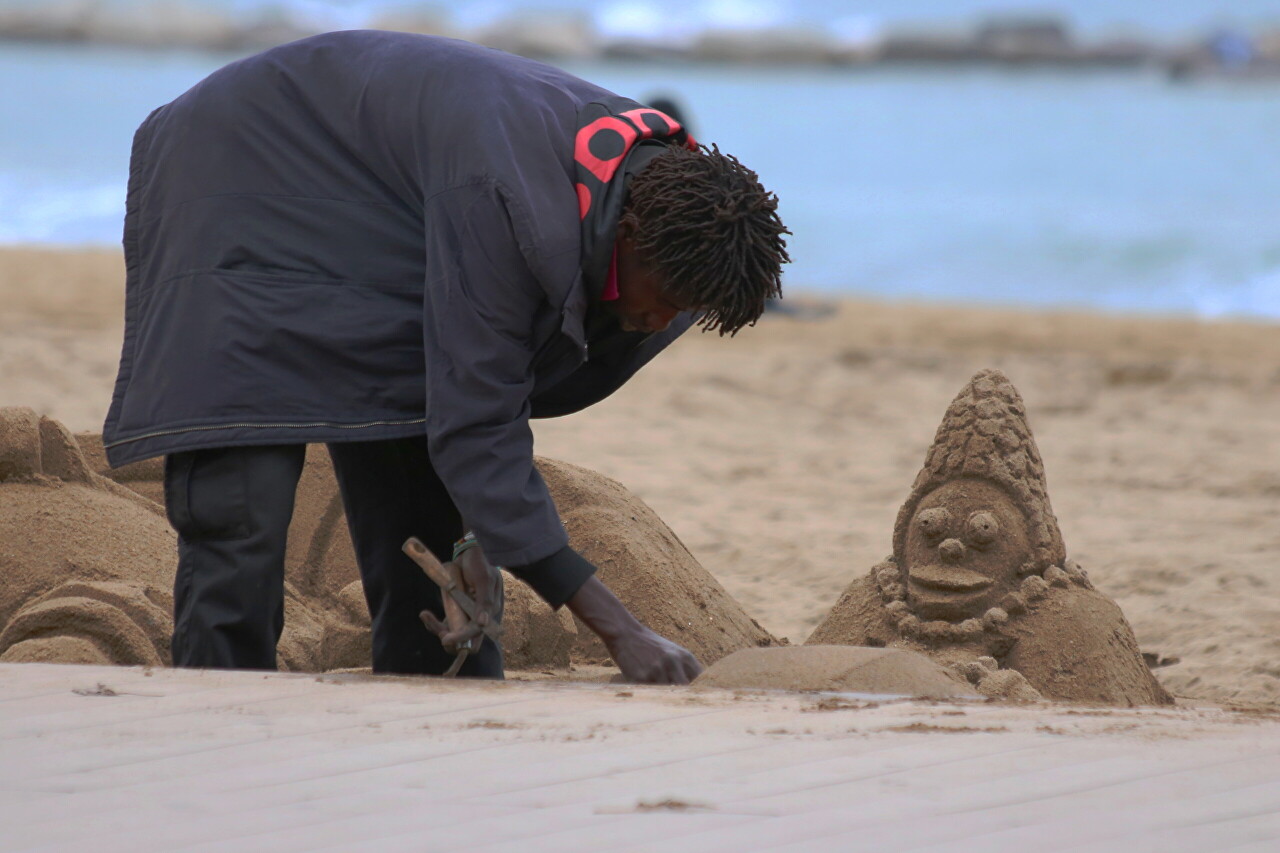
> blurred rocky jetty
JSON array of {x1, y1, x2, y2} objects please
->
[
  {"x1": 1, "y1": 2, "x2": 1278, "y2": 79},
  {"x1": 0, "y1": 0, "x2": 312, "y2": 50}
]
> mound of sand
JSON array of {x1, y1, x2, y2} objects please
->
[
  {"x1": 539, "y1": 456, "x2": 777, "y2": 666},
  {"x1": 0, "y1": 408, "x2": 176, "y2": 666},
  {"x1": 807, "y1": 371, "x2": 1172, "y2": 707},
  {"x1": 695, "y1": 646, "x2": 981, "y2": 699}
]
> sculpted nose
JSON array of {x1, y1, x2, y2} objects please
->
[{"x1": 938, "y1": 538, "x2": 967, "y2": 564}]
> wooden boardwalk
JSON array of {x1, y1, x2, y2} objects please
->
[{"x1": 2, "y1": 663, "x2": 1278, "y2": 852}]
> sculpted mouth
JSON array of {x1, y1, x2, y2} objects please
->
[{"x1": 909, "y1": 565, "x2": 993, "y2": 594}]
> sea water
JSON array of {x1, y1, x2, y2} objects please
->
[
  {"x1": 82, "y1": 0, "x2": 1280, "y2": 40},
  {"x1": 2, "y1": 38, "x2": 1278, "y2": 319}
]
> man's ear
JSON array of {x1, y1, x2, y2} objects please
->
[{"x1": 616, "y1": 214, "x2": 636, "y2": 242}]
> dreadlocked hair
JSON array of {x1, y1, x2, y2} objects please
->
[{"x1": 621, "y1": 143, "x2": 791, "y2": 336}]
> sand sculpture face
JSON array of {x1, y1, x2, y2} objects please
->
[
  {"x1": 863, "y1": 368, "x2": 1076, "y2": 647},
  {"x1": 904, "y1": 478, "x2": 1032, "y2": 622},
  {"x1": 879, "y1": 367, "x2": 1068, "y2": 638},
  {"x1": 809, "y1": 370, "x2": 1174, "y2": 706}
]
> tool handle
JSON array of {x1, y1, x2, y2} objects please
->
[
  {"x1": 404, "y1": 536, "x2": 505, "y2": 645},
  {"x1": 403, "y1": 537, "x2": 454, "y2": 590}
]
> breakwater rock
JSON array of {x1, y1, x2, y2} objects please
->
[{"x1": 6, "y1": 3, "x2": 1266, "y2": 76}]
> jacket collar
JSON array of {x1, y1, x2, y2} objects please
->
[{"x1": 571, "y1": 97, "x2": 696, "y2": 304}]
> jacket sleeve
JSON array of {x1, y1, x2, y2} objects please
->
[{"x1": 421, "y1": 182, "x2": 593, "y2": 603}]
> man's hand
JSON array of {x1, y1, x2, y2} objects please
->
[
  {"x1": 606, "y1": 623, "x2": 703, "y2": 685},
  {"x1": 420, "y1": 544, "x2": 503, "y2": 652},
  {"x1": 567, "y1": 575, "x2": 703, "y2": 684}
]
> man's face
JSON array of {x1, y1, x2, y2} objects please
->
[
  {"x1": 605, "y1": 232, "x2": 692, "y2": 334},
  {"x1": 903, "y1": 478, "x2": 1031, "y2": 622}
]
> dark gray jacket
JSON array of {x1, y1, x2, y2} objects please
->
[{"x1": 104, "y1": 31, "x2": 694, "y2": 581}]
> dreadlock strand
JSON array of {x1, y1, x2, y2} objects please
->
[{"x1": 622, "y1": 143, "x2": 790, "y2": 336}]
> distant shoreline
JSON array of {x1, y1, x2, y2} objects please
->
[{"x1": 2, "y1": 5, "x2": 1279, "y2": 80}]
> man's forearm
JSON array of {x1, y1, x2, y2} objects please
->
[
  {"x1": 566, "y1": 575, "x2": 643, "y2": 644},
  {"x1": 567, "y1": 574, "x2": 704, "y2": 684}
]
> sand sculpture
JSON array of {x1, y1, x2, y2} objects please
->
[
  {"x1": 53, "y1": 433, "x2": 772, "y2": 672},
  {"x1": 0, "y1": 407, "x2": 175, "y2": 667},
  {"x1": 0, "y1": 408, "x2": 379, "y2": 671},
  {"x1": 807, "y1": 370, "x2": 1173, "y2": 706}
]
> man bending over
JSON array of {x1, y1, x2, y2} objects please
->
[{"x1": 103, "y1": 31, "x2": 790, "y2": 683}]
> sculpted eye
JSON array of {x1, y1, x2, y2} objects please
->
[
  {"x1": 967, "y1": 511, "x2": 999, "y2": 546},
  {"x1": 916, "y1": 507, "x2": 952, "y2": 540}
]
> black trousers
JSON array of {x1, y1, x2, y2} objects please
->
[{"x1": 164, "y1": 437, "x2": 503, "y2": 677}]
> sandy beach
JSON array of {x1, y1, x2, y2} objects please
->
[{"x1": 3, "y1": 245, "x2": 1278, "y2": 707}]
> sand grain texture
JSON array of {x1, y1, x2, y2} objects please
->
[
  {"x1": 0, "y1": 409, "x2": 176, "y2": 666},
  {"x1": 695, "y1": 645, "x2": 981, "y2": 698}
]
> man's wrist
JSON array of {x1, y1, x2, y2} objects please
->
[{"x1": 506, "y1": 544, "x2": 596, "y2": 609}]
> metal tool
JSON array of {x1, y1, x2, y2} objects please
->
[{"x1": 402, "y1": 536, "x2": 503, "y2": 677}]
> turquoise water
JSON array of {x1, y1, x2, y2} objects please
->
[{"x1": 3, "y1": 40, "x2": 1279, "y2": 318}]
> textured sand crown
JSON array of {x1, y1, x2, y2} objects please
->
[{"x1": 892, "y1": 367, "x2": 1066, "y2": 576}]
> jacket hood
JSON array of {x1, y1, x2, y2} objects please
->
[{"x1": 573, "y1": 98, "x2": 696, "y2": 299}]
